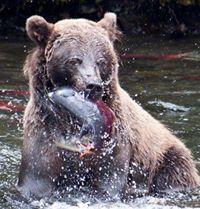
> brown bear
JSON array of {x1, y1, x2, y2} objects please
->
[{"x1": 18, "y1": 13, "x2": 199, "y2": 199}]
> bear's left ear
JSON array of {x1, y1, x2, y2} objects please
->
[
  {"x1": 97, "y1": 12, "x2": 122, "y2": 42},
  {"x1": 26, "y1": 15, "x2": 54, "y2": 46}
]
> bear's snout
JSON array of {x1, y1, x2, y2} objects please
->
[{"x1": 85, "y1": 82, "x2": 104, "y2": 100}]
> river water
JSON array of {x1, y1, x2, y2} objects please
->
[{"x1": 0, "y1": 36, "x2": 199, "y2": 208}]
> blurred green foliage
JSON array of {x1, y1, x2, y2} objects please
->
[
  {"x1": 160, "y1": 0, "x2": 200, "y2": 5},
  {"x1": 0, "y1": 0, "x2": 200, "y2": 36}
]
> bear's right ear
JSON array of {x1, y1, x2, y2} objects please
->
[
  {"x1": 26, "y1": 15, "x2": 54, "y2": 45},
  {"x1": 97, "y1": 12, "x2": 122, "y2": 42}
]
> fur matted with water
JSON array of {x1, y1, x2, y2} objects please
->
[{"x1": 18, "y1": 13, "x2": 199, "y2": 199}]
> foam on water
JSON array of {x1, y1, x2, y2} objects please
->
[{"x1": 31, "y1": 196, "x2": 195, "y2": 209}]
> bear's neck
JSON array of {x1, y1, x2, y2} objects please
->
[{"x1": 26, "y1": 47, "x2": 49, "y2": 97}]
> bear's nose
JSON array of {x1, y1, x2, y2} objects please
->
[{"x1": 85, "y1": 83, "x2": 103, "y2": 100}]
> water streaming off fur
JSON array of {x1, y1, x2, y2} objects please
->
[{"x1": 0, "y1": 36, "x2": 199, "y2": 208}]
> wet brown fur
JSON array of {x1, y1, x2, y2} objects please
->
[{"x1": 18, "y1": 13, "x2": 199, "y2": 198}]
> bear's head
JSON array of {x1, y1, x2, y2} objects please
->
[{"x1": 25, "y1": 13, "x2": 121, "y2": 102}]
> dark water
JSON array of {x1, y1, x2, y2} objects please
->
[{"x1": 0, "y1": 36, "x2": 199, "y2": 208}]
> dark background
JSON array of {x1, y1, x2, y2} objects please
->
[{"x1": 1, "y1": 0, "x2": 200, "y2": 38}]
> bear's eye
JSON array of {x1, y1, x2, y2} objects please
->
[
  {"x1": 66, "y1": 58, "x2": 82, "y2": 66},
  {"x1": 96, "y1": 59, "x2": 107, "y2": 69}
]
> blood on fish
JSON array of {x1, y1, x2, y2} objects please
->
[{"x1": 79, "y1": 144, "x2": 95, "y2": 159}]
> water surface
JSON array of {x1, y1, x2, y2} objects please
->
[{"x1": 0, "y1": 36, "x2": 199, "y2": 208}]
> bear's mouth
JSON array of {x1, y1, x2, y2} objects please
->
[
  {"x1": 84, "y1": 83, "x2": 104, "y2": 101},
  {"x1": 48, "y1": 86, "x2": 115, "y2": 158}
]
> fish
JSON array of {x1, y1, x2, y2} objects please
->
[{"x1": 48, "y1": 87, "x2": 115, "y2": 154}]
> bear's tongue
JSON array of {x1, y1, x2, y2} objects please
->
[
  {"x1": 94, "y1": 100, "x2": 115, "y2": 137},
  {"x1": 79, "y1": 99, "x2": 115, "y2": 158}
]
